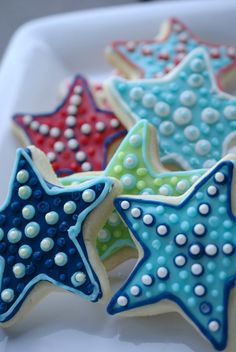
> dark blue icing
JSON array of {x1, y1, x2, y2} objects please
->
[{"x1": 0, "y1": 148, "x2": 112, "y2": 322}]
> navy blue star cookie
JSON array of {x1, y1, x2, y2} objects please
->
[
  {"x1": 0, "y1": 146, "x2": 121, "y2": 325},
  {"x1": 108, "y1": 154, "x2": 236, "y2": 351}
]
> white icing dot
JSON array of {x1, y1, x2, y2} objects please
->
[
  {"x1": 190, "y1": 58, "x2": 205, "y2": 73},
  {"x1": 16, "y1": 169, "x2": 29, "y2": 183},
  {"x1": 195, "y1": 140, "x2": 211, "y2": 156},
  {"x1": 159, "y1": 185, "x2": 170, "y2": 196},
  {"x1": 74, "y1": 271, "x2": 86, "y2": 284},
  {"x1": 187, "y1": 73, "x2": 204, "y2": 88},
  {"x1": 175, "y1": 255, "x2": 186, "y2": 267},
  {"x1": 22, "y1": 205, "x2": 35, "y2": 220},
  {"x1": 64, "y1": 128, "x2": 75, "y2": 139},
  {"x1": 81, "y1": 123, "x2": 91, "y2": 135},
  {"x1": 179, "y1": 90, "x2": 197, "y2": 107},
  {"x1": 189, "y1": 244, "x2": 201, "y2": 256},
  {"x1": 18, "y1": 245, "x2": 32, "y2": 259},
  {"x1": 184, "y1": 125, "x2": 200, "y2": 142},
  {"x1": 63, "y1": 201, "x2": 76, "y2": 214},
  {"x1": 97, "y1": 229, "x2": 110, "y2": 241},
  {"x1": 215, "y1": 172, "x2": 225, "y2": 183},
  {"x1": 175, "y1": 234, "x2": 187, "y2": 246},
  {"x1": 156, "y1": 267, "x2": 168, "y2": 279},
  {"x1": 143, "y1": 214, "x2": 154, "y2": 225},
  {"x1": 39, "y1": 124, "x2": 49, "y2": 135},
  {"x1": 156, "y1": 225, "x2": 168, "y2": 236},
  {"x1": 47, "y1": 152, "x2": 56, "y2": 162},
  {"x1": 81, "y1": 162, "x2": 92, "y2": 171},
  {"x1": 70, "y1": 94, "x2": 81, "y2": 106},
  {"x1": 159, "y1": 121, "x2": 175, "y2": 136},
  {"x1": 74, "y1": 85, "x2": 83, "y2": 94},
  {"x1": 129, "y1": 87, "x2": 144, "y2": 101},
  {"x1": 96, "y1": 121, "x2": 105, "y2": 132},
  {"x1": 82, "y1": 189, "x2": 96, "y2": 202},
  {"x1": 198, "y1": 203, "x2": 210, "y2": 215},
  {"x1": 25, "y1": 222, "x2": 40, "y2": 238},
  {"x1": 18, "y1": 186, "x2": 32, "y2": 200},
  {"x1": 75, "y1": 151, "x2": 86, "y2": 162},
  {"x1": 1, "y1": 289, "x2": 14, "y2": 303},
  {"x1": 13, "y1": 263, "x2": 25, "y2": 278},
  {"x1": 68, "y1": 139, "x2": 79, "y2": 150},
  {"x1": 208, "y1": 320, "x2": 220, "y2": 332},
  {"x1": 173, "y1": 107, "x2": 192, "y2": 125},
  {"x1": 142, "y1": 93, "x2": 156, "y2": 108},
  {"x1": 207, "y1": 185, "x2": 218, "y2": 196},
  {"x1": 7, "y1": 228, "x2": 22, "y2": 243},
  {"x1": 54, "y1": 252, "x2": 68, "y2": 266},
  {"x1": 66, "y1": 116, "x2": 76, "y2": 127},
  {"x1": 54, "y1": 141, "x2": 65, "y2": 153},
  {"x1": 176, "y1": 179, "x2": 189, "y2": 193},
  {"x1": 117, "y1": 295, "x2": 128, "y2": 306},
  {"x1": 130, "y1": 285, "x2": 140, "y2": 296},
  {"x1": 30, "y1": 121, "x2": 39, "y2": 131},
  {"x1": 223, "y1": 105, "x2": 236, "y2": 120},
  {"x1": 154, "y1": 102, "x2": 170, "y2": 117},
  {"x1": 40, "y1": 237, "x2": 54, "y2": 252},
  {"x1": 67, "y1": 105, "x2": 77, "y2": 115},
  {"x1": 193, "y1": 223, "x2": 205, "y2": 236},
  {"x1": 205, "y1": 244, "x2": 218, "y2": 256},
  {"x1": 201, "y1": 107, "x2": 219, "y2": 124},
  {"x1": 45, "y1": 211, "x2": 59, "y2": 225},
  {"x1": 194, "y1": 285, "x2": 206, "y2": 296},
  {"x1": 50, "y1": 127, "x2": 61, "y2": 138},
  {"x1": 110, "y1": 118, "x2": 120, "y2": 128},
  {"x1": 191, "y1": 263, "x2": 203, "y2": 276},
  {"x1": 131, "y1": 207, "x2": 141, "y2": 218},
  {"x1": 120, "y1": 200, "x2": 130, "y2": 210},
  {"x1": 223, "y1": 243, "x2": 234, "y2": 255},
  {"x1": 141, "y1": 274, "x2": 153, "y2": 285},
  {"x1": 23, "y1": 115, "x2": 32, "y2": 125}
]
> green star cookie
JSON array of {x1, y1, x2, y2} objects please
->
[{"x1": 61, "y1": 121, "x2": 206, "y2": 270}]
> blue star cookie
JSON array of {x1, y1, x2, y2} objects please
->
[
  {"x1": 0, "y1": 146, "x2": 120, "y2": 325},
  {"x1": 106, "y1": 47, "x2": 236, "y2": 170},
  {"x1": 108, "y1": 154, "x2": 236, "y2": 350}
]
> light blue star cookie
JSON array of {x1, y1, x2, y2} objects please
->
[
  {"x1": 108, "y1": 154, "x2": 236, "y2": 351},
  {"x1": 106, "y1": 47, "x2": 236, "y2": 170}
]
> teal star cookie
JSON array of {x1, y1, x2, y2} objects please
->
[
  {"x1": 108, "y1": 154, "x2": 236, "y2": 351},
  {"x1": 105, "y1": 47, "x2": 236, "y2": 170}
]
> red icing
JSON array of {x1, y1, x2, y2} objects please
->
[{"x1": 13, "y1": 76, "x2": 127, "y2": 176}]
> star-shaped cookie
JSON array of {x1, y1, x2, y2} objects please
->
[
  {"x1": 108, "y1": 154, "x2": 236, "y2": 351},
  {"x1": 12, "y1": 75, "x2": 127, "y2": 176},
  {"x1": 105, "y1": 48, "x2": 236, "y2": 170},
  {"x1": 0, "y1": 146, "x2": 121, "y2": 326},
  {"x1": 61, "y1": 120, "x2": 205, "y2": 270},
  {"x1": 106, "y1": 17, "x2": 236, "y2": 89}
]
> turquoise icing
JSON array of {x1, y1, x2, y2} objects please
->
[
  {"x1": 0, "y1": 148, "x2": 113, "y2": 323},
  {"x1": 110, "y1": 48, "x2": 236, "y2": 170},
  {"x1": 108, "y1": 159, "x2": 236, "y2": 351},
  {"x1": 113, "y1": 18, "x2": 235, "y2": 79}
]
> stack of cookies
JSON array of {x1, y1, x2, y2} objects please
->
[{"x1": 2, "y1": 17, "x2": 236, "y2": 351}]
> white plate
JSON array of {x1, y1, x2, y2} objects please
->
[{"x1": 0, "y1": 1, "x2": 236, "y2": 351}]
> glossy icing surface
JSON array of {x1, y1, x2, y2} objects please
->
[
  {"x1": 108, "y1": 48, "x2": 236, "y2": 170},
  {"x1": 13, "y1": 75, "x2": 127, "y2": 176},
  {"x1": 108, "y1": 159, "x2": 236, "y2": 351},
  {"x1": 0, "y1": 148, "x2": 114, "y2": 322},
  {"x1": 61, "y1": 121, "x2": 205, "y2": 262},
  {"x1": 109, "y1": 17, "x2": 236, "y2": 82}
]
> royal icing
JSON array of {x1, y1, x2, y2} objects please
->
[
  {"x1": 61, "y1": 121, "x2": 205, "y2": 266},
  {"x1": 107, "y1": 17, "x2": 236, "y2": 87},
  {"x1": 13, "y1": 75, "x2": 126, "y2": 176},
  {"x1": 107, "y1": 48, "x2": 236, "y2": 170},
  {"x1": 108, "y1": 157, "x2": 236, "y2": 351},
  {"x1": 0, "y1": 147, "x2": 114, "y2": 323}
]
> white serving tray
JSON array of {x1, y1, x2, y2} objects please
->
[{"x1": 0, "y1": 1, "x2": 236, "y2": 351}]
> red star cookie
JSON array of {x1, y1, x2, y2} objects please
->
[
  {"x1": 106, "y1": 17, "x2": 236, "y2": 89},
  {"x1": 13, "y1": 75, "x2": 127, "y2": 176}
]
